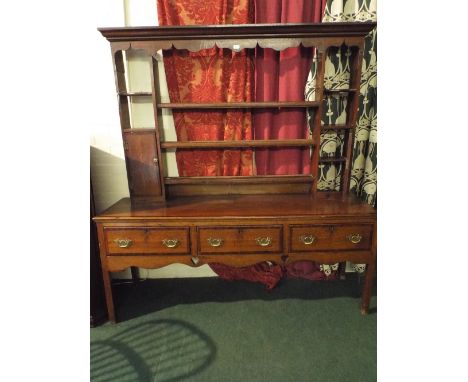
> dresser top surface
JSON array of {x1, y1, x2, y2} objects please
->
[{"x1": 94, "y1": 194, "x2": 376, "y2": 221}]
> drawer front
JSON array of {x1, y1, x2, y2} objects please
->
[
  {"x1": 105, "y1": 228, "x2": 190, "y2": 255},
  {"x1": 199, "y1": 226, "x2": 282, "y2": 254},
  {"x1": 238, "y1": 227, "x2": 282, "y2": 253},
  {"x1": 290, "y1": 224, "x2": 373, "y2": 252},
  {"x1": 199, "y1": 228, "x2": 239, "y2": 254}
]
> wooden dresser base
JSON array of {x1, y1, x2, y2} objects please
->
[{"x1": 94, "y1": 194, "x2": 376, "y2": 323}]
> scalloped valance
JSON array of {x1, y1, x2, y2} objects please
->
[{"x1": 98, "y1": 22, "x2": 376, "y2": 53}]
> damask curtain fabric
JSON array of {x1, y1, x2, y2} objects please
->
[
  {"x1": 253, "y1": 0, "x2": 325, "y2": 175},
  {"x1": 156, "y1": 0, "x2": 255, "y2": 176},
  {"x1": 305, "y1": 0, "x2": 377, "y2": 205}
]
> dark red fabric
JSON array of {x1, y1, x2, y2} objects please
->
[
  {"x1": 210, "y1": 262, "x2": 284, "y2": 290},
  {"x1": 285, "y1": 260, "x2": 339, "y2": 281},
  {"x1": 253, "y1": 0, "x2": 326, "y2": 175}
]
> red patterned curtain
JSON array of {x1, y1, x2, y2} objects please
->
[
  {"x1": 253, "y1": 0, "x2": 326, "y2": 175},
  {"x1": 157, "y1": 0, "x2": 254, "y2": 176}
]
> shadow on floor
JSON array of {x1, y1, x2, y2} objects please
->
[
  {"x1": 91, "y1": 319, "x2": 216, "y2": 382},
  {"x1": 112, "y1": 274, "x2": 376, "y2": 322}
]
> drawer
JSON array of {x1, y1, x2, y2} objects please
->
[
  {"x1": 105, "y1": 228, "x2": 190, "y2": 255},
  {"x1": 198, "y1": 226, "x2": 282, "y2": 254},
  {"x1": 290, "y1": 224, "x2": 373, "y2": 252}
]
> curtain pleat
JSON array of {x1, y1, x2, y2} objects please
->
[{"x1": 253, "y1": 0, "x2": 326, "y2": 175}]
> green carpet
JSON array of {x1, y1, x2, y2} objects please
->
[{"x1": 91, "y1": 275, "x2": 376, "y2": 382}]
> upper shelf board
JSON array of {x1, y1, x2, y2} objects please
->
[{"x1": 98, "y1": 22, "x2": 376, "y2": 52}]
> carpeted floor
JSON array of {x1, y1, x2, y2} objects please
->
[{"x1": 91, "y1": 275, "x2": 376, "y2": 382}]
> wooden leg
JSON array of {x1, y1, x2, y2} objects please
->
[
  {"x1": 361, "y1": 224, "x2": 377, "y2": 315},
  {"x1": 339, "y1": 261, "x2": 347, "y2": 280},
  {"x1": 102, "y1": 269, "x2": 116, "y2": 323},
  {"x1": 360, "y1": 259, "x2": 375, "y2": 315},
  {"x1": 96, "y1": 223, "x2": 116, "y2": 323},
  {"x1": 130, "y1": 266, "x2": 140, "y2": 283}
]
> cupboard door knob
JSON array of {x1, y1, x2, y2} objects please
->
[
  {"x1": 207, "y1": 237, "x2": 223, "y2": 247},
  {"x1": 256, "y1": 237, "x2": 272, "y2": 247},
  {"x1": 300, "y1": 235, "x2": 316, "y2": 245},
  {"x1": 162, "y1": 239, "x2": 180, "y2": 248},
  {"x1": 347, "y1": 234, "x2": 362, "y2": 244},
  {"x1": 114, "y1": 239, "x2": 133, "y2": 248}
]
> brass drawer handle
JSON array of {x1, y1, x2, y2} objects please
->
[
  {"x1": 347, "y1": 234, "x2": 363, "y2": 244},
  {"x1": 207, "y1": 237, "x2": 223, "y2": 247},
  {"x1": 114, "y1": 239, "x2": 133, "y2": 248},
  {"x1": 300, "y1": 235, "x2": 316, "y2": 245},
  {"x1": 256, "y1": 237, "x2": 272, "y2": 247},
  {"x1": 162, "y1": 239, "x2": 180, "y2": 248}
]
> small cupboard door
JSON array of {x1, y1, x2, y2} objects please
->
[{"x1": 123, "y1": 130, "x2": 163, "y2": 198}]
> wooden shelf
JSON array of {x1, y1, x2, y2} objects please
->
[
  {"x1": 164, "y1": 174, "x2": 314, "y2": 185},
  {"x1": 320, "y1": 124, "x2": 353, "y2": 130},
  {"x1": 319, "y1": 157, "x2": 346, "y2": 163},
  {"x1": 123, "y1": 128, "x2": 155, "y2": 133},
  {"x1": 324, "y1": 89, "x2": 358, "y2": 94},
  {"x1": 118, "y1": 92, "x2": 152, "y2": 96},
  {"x1": 161, "y1": 139, "x2": 315, "y2": 149},
  {"x1": 157, "y1": 101, "x2": 320, "y2": 109}
]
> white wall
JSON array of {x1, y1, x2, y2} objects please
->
[
  {"x1": 90, "y1": 1, "x2": 128, "y2": 215},
  {"x1": 91, "y1": 0, "x2": 216, "y2": 278}
]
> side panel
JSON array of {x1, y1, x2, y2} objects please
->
[{"x1": 124, "y1": 130, "x2": 163, "y2": 198}]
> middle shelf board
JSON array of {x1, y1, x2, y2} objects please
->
[
  {"x1": 118, "y1": 92, "x2": 153, "y2": 96},
  {"x1": 320, "y1": 124, "x2": 353, "y2": 130},
  {"x1": 323, "y1": 88, "x2": 358, "y2": 94},
  {"x1": 157, "y1": 101, "x2": 320, "y2": 109},
  {"x1": 160, "y1": 139, "x2": 315, "y2": 149},
  {"x1": 119, "y1": 91, "x2": 355, "y2": 98},
  {"x1": 319, "y1": 157, "x2": 347, "y2": 163}
]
